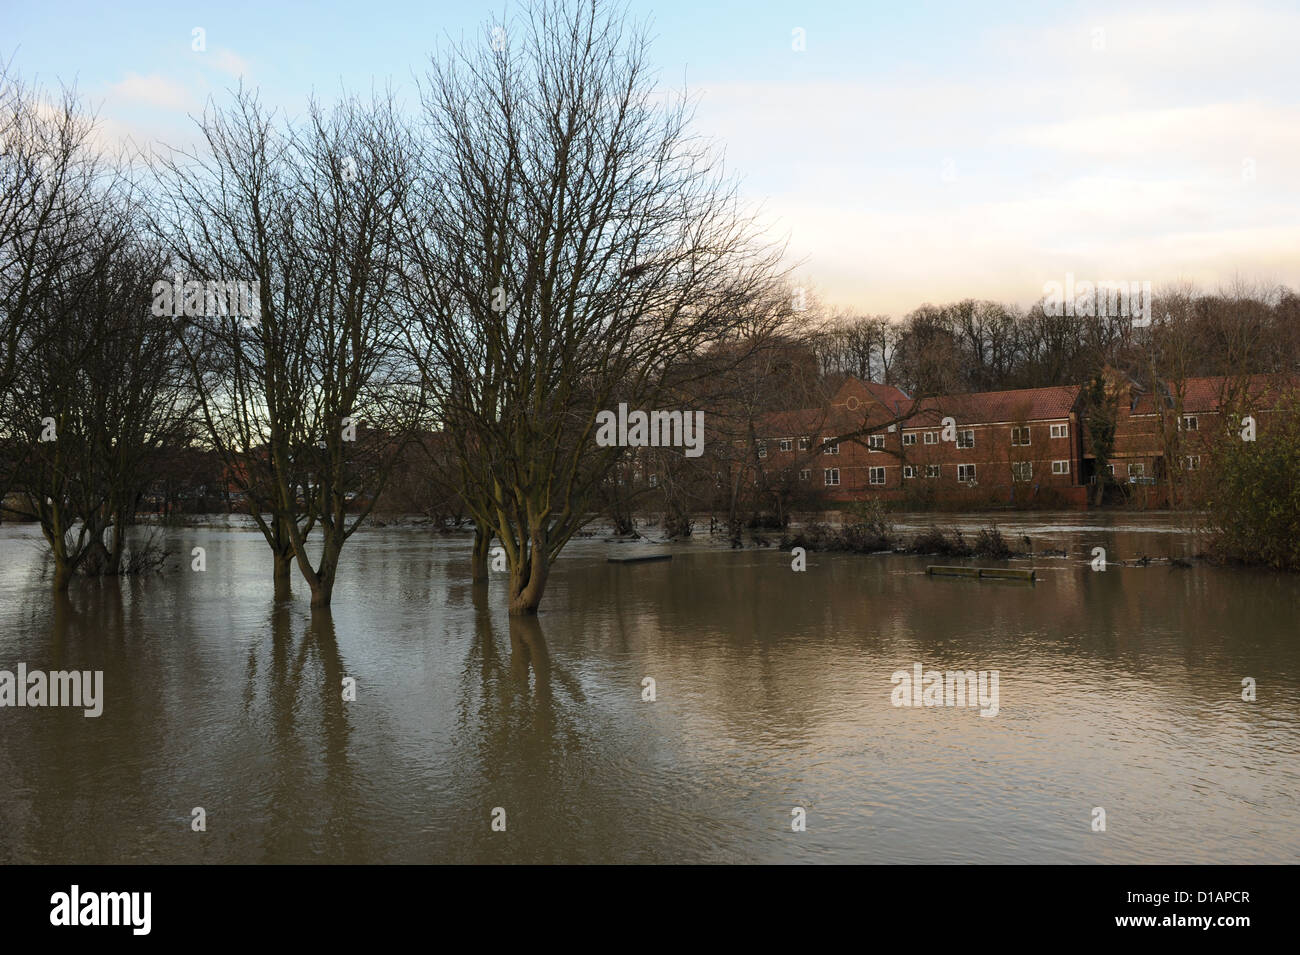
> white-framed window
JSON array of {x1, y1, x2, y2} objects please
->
[
  {"x1": 1050, "y1": 423, "x2": 1069, "y2": 439},
  {"x1": 925, "y1": 464, "x2": 940, "y2": 479},
  {"x1": 868, "y1": 434, "x2": 885, "y2": 451},
  {"x1": 757, "y1": 441, "x2": 767, "y2": 458},
  {"x1": 1105, "y1": 464, "x2": 1115, "y2": 475},
  {"x1": 957, "y1": 429, "x2": 975, "y2": 449},
  {"x1": 1011, "y1": 426, "x2": 1031, "y2": 446},
  {"x1": 957, "y1": 464, "x2": 977, "y2": 483},
  {"x1": 923, "y1": 431, "x2": 938, "y2": 445},
  {"x1": 902, "y1": 432, "x2": 917, "y2": 446},
  {"x1": 824, "y1": 468, "x2": 840, "y2": 486},
  {"x1": 799, "y1": 468, "x2": 810, "y2": 481},
  {"x1": 1130, "y1": 462, "x2": 1145, "y2": 477},
  {"x1": 1180, "y1": 415, "x2": 1199, "y2": 431},
  {"x1": 779, "y1": 438, "x2": 792, "y2": 452},
  {"x1": 1052, "y1": 460, "x2": 1070, "y2": 474},
  {"x1": 798, "y1": 436, "x2": 811, "y2": 450},
  {"x1": 648, "y1": 473, "x2": 658, "y2": 488},
  {"x1": 903, "y1": 465, "x2": 916, "y2": 479},
  {"x1": 869, "y1": 467, "x2": 886, "y2": 485},
  {"x1": 1012, "y1": 461, "x2": 1032, "y2": 482},
  {"x1": 1183, "y1": 455, "x2": 1201, "y2": 471},
  {"x1": 822, "y1": 441, "x2": 839, "y2": 455}
]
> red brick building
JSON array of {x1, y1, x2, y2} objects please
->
[
  {"x1": 1095, "y1": 373, "x2": 1294, "y2": 503},
  {"x1": 753, "y1": 371, "x2": 1295, "y2": 509},
  {"x1": 758, "y1": 378, "x2": 1088, "y2": 507}
]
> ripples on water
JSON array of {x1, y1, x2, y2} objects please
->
[{"x1": 0, "y1": 515, "x2": 1297, "y2": 863}]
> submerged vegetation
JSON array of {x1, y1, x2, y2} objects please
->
[
  {"x1": 1205, "y1": 394, "x2": 1300, "y2": 571},
  {"x1": 781, "y1": 509, "x2": 1020, "y2": 560}
]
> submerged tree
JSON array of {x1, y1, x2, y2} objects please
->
[
  {"x1": 405, "y1": 0, "x2": 784, "y2": 614},
  {"x1": 3, "y1": 70, "x2": 192, "y2": 588},
  {"x1": 1, "y1": 64, "x2": 105, "y2": 503},
  {"x1": 156, "y1": 88, "x2": 425, "y2": 606}
]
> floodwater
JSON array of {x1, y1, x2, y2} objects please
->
[{"x1": 1, "y1": 512, "x2": 1297, "y2": 863}]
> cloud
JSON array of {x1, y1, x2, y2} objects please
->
[
  {"x1": 106, "y1": 73, "x2": 192, "y2": 111},
  {"x1": 1003, "y1": 103, "x2": 1300, "y2": 162},
  {"x1": 990, "y1": 3, "x2": 1300, "y2": 79},
  {"x1": 210, "y1": 48, "x2": 251, "y2": 79},
  {"x1": 682, "y1": 3, "x2": 1300, "y2": 313}
]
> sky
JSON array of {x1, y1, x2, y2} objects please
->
[{"x1": 4, "y1": 0, "x2": 1298, "y2": 315}]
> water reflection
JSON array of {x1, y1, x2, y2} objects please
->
[{"x1": 0, "y1": 518, "x2": 1297, "y2": 863}]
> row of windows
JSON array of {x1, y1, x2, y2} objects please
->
[
  {"x1": 652, "y1": 455, "x2": 1187, "y2": 490},
  {"x1": 759, "y1": 438, "x2": 836, "y2": 457},
  {"x1": 814, "y1": 461, "x2": 1071, "y2": 486},
  {"x1": 1101, "y1": 458, "x2": 1199, "y2": 476},
  {"x1": 760, "y1": 422, "x2": 1070, "y2": 456},
  {"x1": 1105, "y1": 462, "x2": 1144, "y2": 477}
]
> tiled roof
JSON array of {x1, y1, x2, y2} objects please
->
[
  {"x1": 760, "y1": 378, "x2": 916, "y2": 436},
  {"x1": 761, "y1": 407, "x2": 831, "y2": 434},
  {"x1": 906, "y1": 385, "x2": 1081, "y2": 426},
  {"x1": 757, "y1": 374, "x2": 1299, "y2": 443},
  {"x1": 758, "y1": 382, "x2": 1079, "y2": 438},
  {"x1": 1128, "y1": 375, "x2": 1294, "y2": 415},
  {"x1": 837, "y1": 379, "x2": 912, "y2": 410}
]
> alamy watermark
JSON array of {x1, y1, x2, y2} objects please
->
[
  {"x1": 1042, "y1": 272, "x2": 1152, "y2": 326},
  {"x1": 50, "y1": 886, "x2": 150, "y2": 935},
  {"x1": 594, "y1": 403, "x2": 704, "y2": 458},
  {"x1": 0, "y1": 663, "x2": 103, "y2": 717},
  {"x1": 890, "y1": 662, "x2": 999, "y2": 717},
  {"x1": 151, "y1": 273, "x2": 260, "y2": 323}
]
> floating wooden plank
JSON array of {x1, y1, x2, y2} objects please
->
[
  {"x1": 977, "y1": 567, "x2": 1036, "y2": 581},
  {"x1": 927, "y1": 565, "x2": 1035, "y2": 582},
  {"x1": 606, "y1": 554, "x2": 673, "y2": 564},
  {"x1": 927, "y1": 565, "x2": 980, "y2": 578}
]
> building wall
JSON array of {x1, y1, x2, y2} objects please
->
[
  {"x1": 751, "y1": 374, "x2": 1291, "y2": 510},
  {"x1": 1109, "y1": 405, "x2": 1282, "y2": 500},
  {"x1": 762, "y1": 414, "x2": 1085, "y2": 505}
]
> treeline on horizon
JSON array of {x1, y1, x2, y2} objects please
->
[
  {"x1": 804, "y1": 286, "x2": 1300, "y2": 400},
  {"x1": 3, "y1": 0, "x2": 1298, "y2": 615}
]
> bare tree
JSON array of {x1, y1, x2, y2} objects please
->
[
  {"x1": 405, "y1": 0, "x2": 784, "y2": 613},
  {"x1": 1, "y1": 64, "x2": 109, "y2": 501},
  {"x1": 6, "y1": 132, "x2": 191, "y2": 586},
  {"x1": 155, "y1": 87, "x2": 425, "y2": 606}
]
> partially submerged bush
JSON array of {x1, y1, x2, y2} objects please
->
[
  {"x1": 1205, "y1": 395, "x2": 1300, "y2": 571},
  {"x1": 783, "y1": 519, "x2": 1018, "y2": 560},
  {"x1": 840, "y1": 522, "x2": 893, "y2": 553},
  {"x1": 909, "y1": 526, "x2": 971, "y2": 557},
  {"x1": 973, "y1": 525, "x2": 1011, "y2": 559}
]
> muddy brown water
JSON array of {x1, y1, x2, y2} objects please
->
[{"x1": 1, "y1": 512, "x2": 1296, "y2": 863}]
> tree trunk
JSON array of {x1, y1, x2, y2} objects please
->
[
  {"x1": 507, "y1": 535, "x2": 550, "y2": 615},
  {"x1": 273, "y1": 549, "x2": 293, "y2": 599},
  {"x1": 109, "y1": 517, "x2": 126, "y2": 575},
  {"x1": 309, "y1": 576, "x2": 335, "y2": 609},
  {"x1": 297, "y1": 533, "x2": 341, "y2": 609},
  {"x1": 272, "y1": 516, "x2": 296, "y2": 594},
  {"x1": 42, "y1": 505, "x2": 76, "y2": 591},
  {"x1": 471, "y1": 524, "x2": 490, "y2": 582},
  {"x1": 84, "y1": 536, "x2": 111, "y2": 577},
  {"x1": 53, "y1": 558, "x2": 74, "y2": 592}
]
